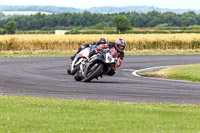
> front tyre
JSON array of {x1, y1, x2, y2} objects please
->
[
  {"x1": 70, "y1": 64, "x2": 80, "y2": 75},
  {"x1": 67, "y1": 68, "x2": 71, "y2": 74},
  {"x1": 74, "y1": 71, "x2": 83, "y2": 81},
  {"x1": 83, "y1": 64, "x2": 103, "y2": 82}
]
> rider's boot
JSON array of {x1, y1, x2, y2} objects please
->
[
  {"x1": 67, "y1": 68, "x2": 71, "y2": 74},
  {"x1": 71, "y1": 47, "x2": 84, "y2": 60},
  {"x1": 107, "y1": 69, "x2": 116, "y2": 76}
]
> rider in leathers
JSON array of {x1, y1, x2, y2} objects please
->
[
  {"x1": 106, "y1": 38, "x2": 126, "y2": 76},
  {"x1": 90, "y1": 38, "x2": 126, "y2": 76}
]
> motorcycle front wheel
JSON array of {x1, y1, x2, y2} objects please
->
[
  {"x1": 74, "y1": 71, "x2": 83, "y2": 81},
  {"x1": 83, "y1": 64, "x2": 103, "y2": 82},
  {"x1": 70, "y1": 64, "x2": 80, "y2": 75}
]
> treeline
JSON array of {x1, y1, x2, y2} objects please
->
[{"x1": 0, "y1": 11, "x2": 199, "y2": 30}]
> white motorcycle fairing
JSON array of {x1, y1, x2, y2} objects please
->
[{"x1": 71, "y1": 47, "x2": 90, "y2": 71}]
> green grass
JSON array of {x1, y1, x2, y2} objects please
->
[
  {"x1": 125, "y1": 52, "x2": 200, "y2": 56},
  {"x1": 125, "y1": 49, "x2": 200, "y2": 56},
  {"x1": 140, "y1": 64, "x2": 200, "y2": 82},
  {"x1": 0, "y1": 95, "x2": 200, "y2": 133},
  {"x1": 0, "y1": 52, "x2": 74, "y2": 57},
  {"x1": 1, "y1": 49, "x2": 200, "y2": 57}
]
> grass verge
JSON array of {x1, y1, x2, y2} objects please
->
[
  {"x1": 0, "y1": 95, "x2": 200, "y2": 133},
  {"x1": 1, "y1": 49, "x2": 200, "y2": 57},
  {"x1": 0, "y1": 51, "x2": 74, "y2": 57},
  {"x1": 140, "y1": 64, "x2": 200, "y2": 82},
  {"x1": 125, "y1": 49, "x2": 200, "y2": 55}
]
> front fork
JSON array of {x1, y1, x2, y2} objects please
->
[
  {"x1": 71, "y1": 57, "x2": 78, "y2": 71},
  {"x1": 80, "y1": 58, "x2": 88, "y2": 77}
]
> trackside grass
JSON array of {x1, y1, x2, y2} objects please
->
[
  {"x1": 140, "y1": 64, "x2": 200, "y2": 82},
  {"x1": 0, "y1": 95, "x2": 200, "y2": 133},
  {"x1": 1, "y1": 49, "x2": 200, "y2": 57},
  {"x1": 0, "y1": 51, "x2": 74, "y2": 57}
]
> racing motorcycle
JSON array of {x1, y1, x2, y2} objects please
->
[
  {"x1": 67, "y1": 47, "x2": 90, "y2": 75},
  {"x1": 74, "y1": 46, "x2": 119, "y2": 82}
]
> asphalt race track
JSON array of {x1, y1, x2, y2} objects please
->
[{"x1": 0, "y1": 55, "x2": 200, "y2": 105}]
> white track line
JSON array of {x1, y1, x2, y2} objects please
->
[
  {"x1": 131, "y1": 65, "x2": 200, "y2": 84},
  {"x1": 132, "y1": 66, "x2": 172, "y2": 77}
]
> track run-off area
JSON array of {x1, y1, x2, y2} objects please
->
[{"x1": 0, "y1": 55, "x2": 200, "y2": 105}]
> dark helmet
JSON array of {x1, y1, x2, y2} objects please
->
[
  {"x1": 116, "y1": 38, "x2": 126, "y2": 52},
  {"x1": 98, "y1": 37, "x2": 107, "y2": 44}
]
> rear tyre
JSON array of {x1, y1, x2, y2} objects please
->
[{"x1": 83, "y1": 64, "x2": 103, "y2": 82}]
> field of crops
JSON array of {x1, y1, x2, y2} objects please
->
[{"x1": 1, "y1": 34, "x2": 200, "y2": 52}]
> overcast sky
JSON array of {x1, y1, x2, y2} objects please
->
[{"x1": 0, "y1": 0, "x2": 200, "y2": 10}]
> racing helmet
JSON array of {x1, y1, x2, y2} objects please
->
[
  {"x1": 116, "y1": 38, "x2": 126, "y2": 52},
  {"x1": 98, "y1": 37, "x2": 107, "y2": 44}
]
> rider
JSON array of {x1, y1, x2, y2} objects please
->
[
  {"x1": 70, "y1": 37, "x2": 107, "y2": 60},
  {"x1": 106, "y1": 38, "x2": 126, "y2": 76},
  {"x1": 89, "y1": 38, "x2": 126, "y2": 75}
]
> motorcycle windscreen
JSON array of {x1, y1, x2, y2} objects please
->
[{"x1": 76, "y1": 48, "x2": 90, "y2": 58}]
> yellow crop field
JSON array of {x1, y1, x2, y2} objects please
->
[{"x1": 0, "y1": 34, "x2": 200, "y2": 52}]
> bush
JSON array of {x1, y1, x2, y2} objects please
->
[
  {"x1": 0, "y1": 28, "x2": 5, "y2": 34},
  {"x1": 16, "y1": 30, "x2": 55, "y2": 34},
  {"x1": 68, "y1": 28, "x2": 81, "y2": 34}
]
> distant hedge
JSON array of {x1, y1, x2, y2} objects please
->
[
  {"x1": 16, "y1": 30, "x2": 55, "y2": 34},
  {"x1": 65, "y1": 30, "x2": 200, "y2": 34},
  {"x1": 13, "y1": 29, "x2": 200, "y2": 35}
]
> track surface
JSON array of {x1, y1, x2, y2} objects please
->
[{"x1": 0, "y1": 55, "x2": 200, "y2": 104}]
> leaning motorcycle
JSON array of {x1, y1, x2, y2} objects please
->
[
  {"x1": 74, "y1": 46, "x2": 119, "y2": 82},
  {"x1": 67, "y1": 47, "x2": 90, "y2": 75}
]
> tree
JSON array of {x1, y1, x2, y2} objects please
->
[
  {"x1": 4, "y1": 21, "x2": 18, "y2": 34},
  {"x1": 0, "y1": 11, "x2": 200, "y2": 30},
  {"x1": 112, "y1": 15, "x2": 131, "y2": 32},
  {"x1": 0, "y1": 28, "x2": 5, "y2": 34},
  {"x1": 94, "y1": 22, "x2": 107, "y2": 29}
]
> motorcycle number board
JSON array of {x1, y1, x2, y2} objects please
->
[{"x1": 106, "y1": 53, "x2": 115, "y2": 63}]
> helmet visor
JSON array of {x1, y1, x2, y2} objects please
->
[{"x1": 118, "y1": 45, "x2": 125, "y2": 51}]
